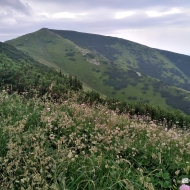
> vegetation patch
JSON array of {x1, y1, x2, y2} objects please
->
[
  {"x1": 0, "y1": 92, "x2": 189, "y2": 189},
  {"x1": 66, "y1": 52, "x2": 75, "y2": 57},
  {"x1": 0, "y1": 51, "x2": 190, "y2": 189}
]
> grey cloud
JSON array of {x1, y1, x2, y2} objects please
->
[
  {"x1": 0, "y1": 0, "x2": 32, "y2": 14},
  {"x1": 0, "y1": 0, "x2": 189, "y2": 55},
  {"x1": 0, "y1": 10, "x2": 188, "y2": 40},
  {"x1": 27, "y1": 0, "x2": 190, "y2": 11},
  {"x1": 75, "y1": 10, "x2": 189, "y2": 29}
]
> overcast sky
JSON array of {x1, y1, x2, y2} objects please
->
[{"x1": 0, "y1": 0, "x2": 190, "y2": 55}]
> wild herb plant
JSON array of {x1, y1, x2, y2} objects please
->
[{"x1": 0, "y1": 92, "x2": 189, "y2": 189}]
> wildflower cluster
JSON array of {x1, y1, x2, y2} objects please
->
[{"x1": 0, "y1": 92, "x2": 189, "y2": 189}]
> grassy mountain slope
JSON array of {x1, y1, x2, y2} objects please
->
[
  {"x1": 5, "y1": 29, "x2": 110, "y2": 92},
  {"x1": 51, "y1": 29, "x2": 190, "y2": 91},
  {"x1": 0, "y1": 44, "x2": 190, "y2": 189},
  {"x1": 5, "y1": 28, "x2": 190, "y2": 114},
  {"x1": 158, "y1": 49, "x2": 190, "y2": 88},
  {"x1": 0, "y1": 42, "x2": 48, "y2": 69}
]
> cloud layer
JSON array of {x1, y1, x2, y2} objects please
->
[{"x1": 0, "y1": 0, "x2": 190, "y2": 55}]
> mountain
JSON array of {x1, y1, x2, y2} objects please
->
[
  {"x1": 50, "y1": 29, "x2": 190, "y2": 91},
  {"x1": 5, "y1": 28, "x2": 190, "y2": 114},
  {"x1": 1, "y1": 34, "x2": 190, "y2": 190},
  {"x1": 1, "y1": 61, "x2": 190, "y2": 190}
]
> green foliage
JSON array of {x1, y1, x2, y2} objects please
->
[
  {"x1": 0, "y1": 128, "x2": 8, "y2": 157},
  {"x1": 84, "y1": 53, "x2": 95, "y2": 59},
  {"x1": 68, "y1": 57, "x2": 76, "y2": 61},
  {"x1": 104, "y1": 66, "x2": 143, "y2": 90},
  {"x1": 0, "y1": 92, "x2": 189, "y2": 189},
  {"x1": 105, "y1": 99, "x2": 190, "y2": 129},
  {"x1": 50, "y1": 29, "x2": 190, "y2": 91},
  {"x1": 160, "y1": 90, "x2": 190, "y2": 114},
  {"x1": 0, "y1": 54, "x2": 82, "y2": 98},
  {"x1": 78, "y1": 90, "x2": 104, "y2": 105}
]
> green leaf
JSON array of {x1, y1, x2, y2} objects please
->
[{"x1": 163, "y1": 172, "x2": 170, "y2": 179}]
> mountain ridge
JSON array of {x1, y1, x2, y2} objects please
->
[
  {"x1": 5, "y1": 28, "x2": 190, "y2": 114},
  {"x1": 50, "y1": 28, "x2": 190, "y2": 89}
]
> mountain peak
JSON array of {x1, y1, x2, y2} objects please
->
[{"x1": 5, "y1": 29, "x2": 190, "y2": 114}]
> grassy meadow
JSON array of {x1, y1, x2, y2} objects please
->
[{"x1": 0, "y1": 91, "x2": 189, "y2": 189}]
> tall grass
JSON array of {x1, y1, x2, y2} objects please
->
[{"x1": 0, "y1": 91, "x2": 189, "y2": 189}]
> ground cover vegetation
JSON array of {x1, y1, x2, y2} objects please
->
[{"x1": 0, "y1": 53, "x2": 190, "y2": 189}]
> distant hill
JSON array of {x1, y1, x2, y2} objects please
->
[{"x1": 5, "y1": 28, "x2": 190, "y2": 114}]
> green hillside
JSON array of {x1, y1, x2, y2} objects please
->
[
  {"x1": 0, "y1": 52, "x2": 190, "y2": 189},
  {"x1": 51, "y1": 29, "x2": 190, "y2": 91},
  {"x1": 0, "y1": 53, "x2": 82, "y2": 98},
  {"x1": 0, "y1": 42, "x2": 48, "y2": 70},
  {"x1": 5, "y1": 28, "x2": 190, "y2": 114}
]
